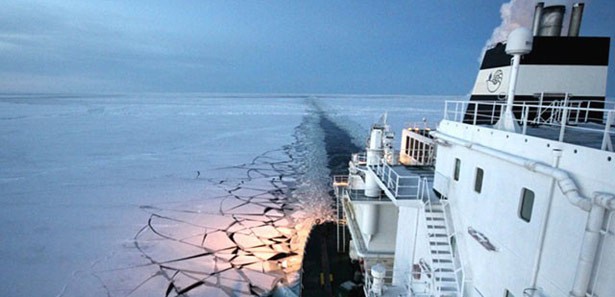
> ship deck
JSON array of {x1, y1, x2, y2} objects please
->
[
  {"x1": 524, "y1": 123, "x2": 614, "y2": 150},
  {"x1": 446, "y1": 100, "x2": 615, "y2": 152},
  {"x1": 370, "y1": 164, "x2": 435, "y2": 201},
  {"x1": 347, "y1": 189, "x2": 392, "y2": 204}
]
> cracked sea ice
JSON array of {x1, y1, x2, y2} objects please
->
[
  {"x1": 0, "y1": 97, "x2": 333, "y2": 297},
  {"x1": 78, "y1": 100, "x2": 331, "y2": 296},
  {"x1": 124, "y1": 123, "x2": 329, "y2": 296}
]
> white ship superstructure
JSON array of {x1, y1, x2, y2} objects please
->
[{"x1": 333, "y1": 3, "x2": 614, "y2": 297}]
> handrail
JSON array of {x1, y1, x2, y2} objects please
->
[
  {"x1": 332, "y1": 175, "x2": 349, "y2": 253},
  {"x1": 332, "y1": 175, "x2": 349, "y2": 186},
  {"x1": 359, "y1": 184, "x2": 468, "y2": 297},
  {"x1": 445, "y1": 99, "x2": 614, "y2": 125},
  {"x1": 444, "y1": 100, "x2": 615, "y2": 152},
  {"x1": 372, "y1": 160, "x2": 424, "y2": 199},
  {"x1": 422, "y1": 183, "x2": 465, "y2": 297},
  {"x1": 422, "y1": 185, "x2": 441, "y2": 297},
  {"x1": 352, "y1": 152, "x2": 368, "y2": 165},
  {"x1": 363, "y1": 265, "x2": 445, "y2": 297},
  {"x1": 346, "y1": 187, "x2": 387, "y2": 201}
]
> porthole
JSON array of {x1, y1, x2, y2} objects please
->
[
  {"x1": 454, "y1": 158, "x2": 461, "y2": 181},
  {"x1": 519, "y1": 188, "x2": 535, "y2": 223},
  {"x1": 474, "y1": 167, "x2": 484, "y2": 193}
]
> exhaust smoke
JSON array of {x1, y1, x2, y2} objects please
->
[{"x1": 480, "y1": 0, "x2": 581, "y2": 60}]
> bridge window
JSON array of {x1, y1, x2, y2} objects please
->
[
  {"x1": 519, "y1": 188, "x2": 535, "y2": 223},
  {"x1": 454, "y1": 158, "x2": 461, "y2": 181},
  {"x1": 405, "y1": 136, "x2": 411, "y2": 155},
  {"x1": 474, "y1": 167, "x2": 484, "y2": 193}
]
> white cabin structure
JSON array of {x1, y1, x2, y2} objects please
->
[{"x1": 332, "y1": 2, "x2": 614, "y2": 297}]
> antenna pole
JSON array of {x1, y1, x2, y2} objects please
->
[
  {"x1": 495, "y1": 53, "x2": 522, "y2": 132},
  {"x1": 495, "y1": 27, "x2": 532, "y2": 132}
]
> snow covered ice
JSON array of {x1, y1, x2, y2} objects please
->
[{"x1": 0, "y1": 94, "x2": 449, "y2": 296}]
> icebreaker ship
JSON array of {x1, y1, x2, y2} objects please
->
[{"x1": 333, "y1": 3, "x2": 614, "y2": 297}]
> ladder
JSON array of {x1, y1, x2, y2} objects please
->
[{"x1": 422, "y1": 178, "x2": 462, "y2": 297}]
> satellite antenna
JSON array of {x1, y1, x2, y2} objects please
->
[{"x1": 495, "y1": 27, "x2": 533, "y2": 132}]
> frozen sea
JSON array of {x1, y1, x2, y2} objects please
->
[{"x1": 0, "y1": 94, "x2": 452, "y2": 296}]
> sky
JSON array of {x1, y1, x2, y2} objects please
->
[{"x1": 0, "y1": 0, "x2": 614, "y2": 96}]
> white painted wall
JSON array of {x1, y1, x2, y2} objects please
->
[
  {"x1": 353, "y1": 203, "x2": 399, "y2": 253},
  {"x1": 393, "y1": 206, "x2": 420, "y2": 286},
  {"x1": 472, "y1": 65, "x2": 608, "y2": 97},
  {"x1": 434, "y1": 120, "x2": 615, "y2": 297}
]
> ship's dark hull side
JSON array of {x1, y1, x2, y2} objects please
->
[{"x1": 464, "y1": 36, "x2": 610, "y2": 125}]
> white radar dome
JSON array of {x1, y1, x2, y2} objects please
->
[{"x1": 505, "y1": 27, "x2": 533, "y2": 55}]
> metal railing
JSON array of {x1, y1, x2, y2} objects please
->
[
  {"x1": 351, "y1": 178, "x2": 467, "y2": 296},
  {"x1": 373, "y1": 160, "x2": 424, "y2": 199},
  {"x1": 445, "y1": 99, "x2": 614, "y2": 126},
  {"x1": 333, "y1": 175, "x2": 349, "y2": 191},
  {"x1": 352, "y1": 152, "x2": 367, "y2": 165},
  {"x1": 363, "y1": 265, "x2": 398, "y2": 297},
  {"x1": 346, "y1": 187, "x2": 387, "y2": 201},
  {"x1": 362, "y1": 264, "x2": 458, "y2": 297},
  {"x1": 334, "y1": 172, "x2": 388, "y2": 201},
  {"x1": 385, "y1": 149, "x2": 401, "y2": 166},
  {"x1": 422, "y1": 181, "x2": 466, "y2": 297},
  {"x1": 443, "y1": 99, "x2": 615, "y2": 151},
  {"x1": 332, "y1": 175, "x2": 349, "y2": 253}
]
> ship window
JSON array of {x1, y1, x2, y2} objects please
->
[
  {"x1": 454, "y1": 158, "x2": 461, "y2": 181},
  {"x1": 519, "y1": 188, "x2": 535, "y2": 223},
  {"x1": 504, "y1": 289, "x2": 515, "y2": 297},
  {"x1": 418, "y1": 142, "x2": 425, "y2": 163},
  {"x1": 474, "y1": 167, "x2": 484, "y2": 193},
  {"x1": 405, "y1": 136, "x2": 411, "y2": 155}
]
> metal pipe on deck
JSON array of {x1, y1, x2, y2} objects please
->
[
  {"x1": 430, "y1": 130, "x2": 615, "y2": 297},
  {"x1": 366, "y1": 128, "x2": 383, "y2": 197},
  {"x1": 530, "y1": 149, "x2": 562, "y2": 288},
  {"x1": 431, "y1": 130, "x2": 592, "y2": 211},
  {"x1": 570, "y1": 202, "x2": 606, "y2": 297}
]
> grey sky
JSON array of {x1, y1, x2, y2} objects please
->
[{"x1": 1, "y1": 1, "x2": 614, "y2": 95}]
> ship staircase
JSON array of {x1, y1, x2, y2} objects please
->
[
  {"x1": 333, "y1": 175, "x2": 349, "y2": 253},
  {"x1": 421, "y1": 179, "x2": 464, "y2": 297}
]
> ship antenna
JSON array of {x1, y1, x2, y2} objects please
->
[{"x1": 495, "y1": 27, "x2": 533, "y2": 132}]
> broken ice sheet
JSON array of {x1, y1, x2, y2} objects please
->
[
  {"x1": 92, "y1": 143, "x2": 328, "y2": 296},
  {"x1": 48, "y1": 105, "x2": 336, "y2": 297}
]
